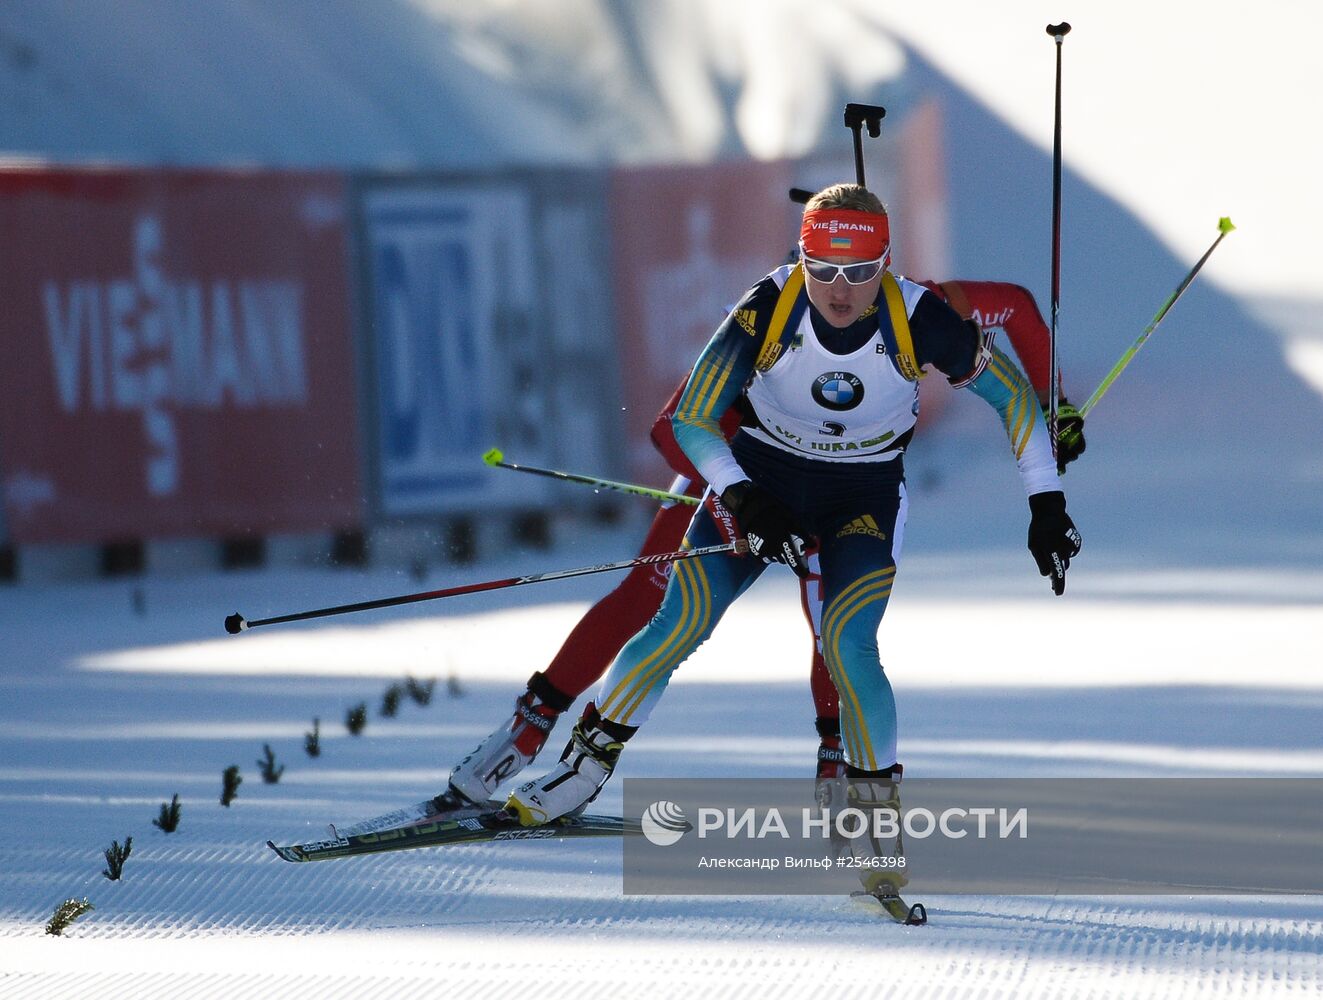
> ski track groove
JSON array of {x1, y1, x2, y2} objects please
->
[
  {"x1": 0, "y1": 974, "x2": 472, "y2": 1000},
  {"x1": 7, "y1": 835, "x2": 1323, "y2": 994},
  {"x1": 4, "y1": 898, "x2": 1322, "y2": 997}
]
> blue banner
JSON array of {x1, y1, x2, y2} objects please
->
[{"x1": 362, "y1": 187, "x2": 548, "y2": 516}]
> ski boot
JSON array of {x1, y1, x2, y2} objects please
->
[
  {"x1": 446, "y1": 671, "x2": 570, "y2": 805},
  {"x1": 843, "y1": 763, "x2": 927, "y2": 925},
  {"x1": 813, "y1": 719, "x2": 850, "y2": 858},
  {"x1": 506, "y1": 704, "x2": 633, "y2": 827}
]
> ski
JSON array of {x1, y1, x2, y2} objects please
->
[
  {"x1": 851, "y1": 889, "x2": 928, "y2": 925},
  {"x1": 270, "y1": 809, "x2": 642, "y2": 863},
  {"x1": 328, "y1": 791, "x2": 500, "y2": 839}
]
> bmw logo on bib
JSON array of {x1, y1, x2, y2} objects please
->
[{"x1": 812, "y1": 371, "x2": 865, "y2": 411}]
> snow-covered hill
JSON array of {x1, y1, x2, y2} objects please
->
[{"x1": 0, "y1": 0, "x2": 905, "y2": 168}]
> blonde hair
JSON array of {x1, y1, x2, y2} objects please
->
[{"x1": 804, "y1": 183, "x2": 886, "y2": 216}]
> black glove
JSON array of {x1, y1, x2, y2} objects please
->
[
  {"x1": 1044, "y1": 398, "x2": 1087, "y2": 474},
  {"x1": 1027, "y1": 490, "x2": 1081, "y2": 596},
  {"x1": 720, "y1": 481, "x2": 810, "y2": 577}
]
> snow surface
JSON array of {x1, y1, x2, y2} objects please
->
[{"x1": 3, "y1": 472, "x2": 1322, "y2": 998}]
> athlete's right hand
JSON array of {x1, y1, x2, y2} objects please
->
[{"x1": 720, "y1": 481, "x2": 810, "y2": 577}]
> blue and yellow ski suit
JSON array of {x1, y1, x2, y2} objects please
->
[{"x1": 594, "y1": 264, "x2": 1060, "y2": 772}]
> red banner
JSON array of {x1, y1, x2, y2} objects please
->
[
  {"x1": 0, "y1": 168, "x2": 362, "y2": 543},
  {"x1": 893, "y1": 98, "x2": 953, "y2": 427},
  {"x1": 609, "y1": 160, "x2": 799, "y2": 485}
]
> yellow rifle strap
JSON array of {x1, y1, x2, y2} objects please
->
[
  {"x1": 754, "y1": 264, "x2": 806, "y2": 372},
  {"x1": 883, "y1": 272, "x2": 924, "y2": 381}
]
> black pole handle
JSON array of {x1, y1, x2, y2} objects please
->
[
  {"x1": 788, "y1": 187, "x2": 814, "y2": 205},
  {"x1": 1046, "y1": 22, "x2": 1072, "y2": 38},
  {"x1": 844, "y1": 103, "x2": 886, "y2": 138}
]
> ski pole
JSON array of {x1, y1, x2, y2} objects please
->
[
  {"x1": 1046, "y1": 21, "x2": 1072, "y2": 465},
  {"x1": 224, "y1": 540, "x2": 745, "y2": 634},
  {"x1": 1079, "y1": 217, "x2": 1236, "y2": 418},
  {"x1": 482, "y1": 448, "x2": 698, "y2": 506}
]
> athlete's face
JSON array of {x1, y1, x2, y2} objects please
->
[{"x1": 804, "y1": 256, "x2": 884, "y2": 329}]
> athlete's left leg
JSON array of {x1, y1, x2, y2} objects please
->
[
  {"x1": 814, "y1": 485, "x2": 908, "y2": 774},
  {"x1": 811, "y1": 486, "x2": 912, "y2": 898}
]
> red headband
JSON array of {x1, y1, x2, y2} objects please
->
[{"x1": 799, "y1": 208, "x2": 889, "y2": 261}]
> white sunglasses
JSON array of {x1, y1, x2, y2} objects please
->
[{"x1": 800, "y1": 250, "x2": 886, "y2": 286}]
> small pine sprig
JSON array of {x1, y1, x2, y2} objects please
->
[
  {"x1": 304, "y1": 718, "x2": 321, "y2": 758},
  {"x1": 101, "y1": 837, "x2": 132, "y2": 881},
  {"x1": 45, "y1": 897, "x2": 94, "y2": 936},
  {"x1": 446, "y1": 674, "x2": 463, "y2": 699},
  {"x1": 406, "y1": 676, "x2": 436, "y2": 706},
  {"x1": 380, "y1": 684, "x2": 403, "y2": 718},
  {"x1": 257, "y1": 744, "x2": 285, "y2": 784},
  {"x1": 345, "y1": 702, "x2": 367, "y2": 735},
  {"x1": 153, "y1": 793, "x2": 182, "y2": 832},
  {"x1": 221, "y1": 765, "x2": 242, "y2": 806}
]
